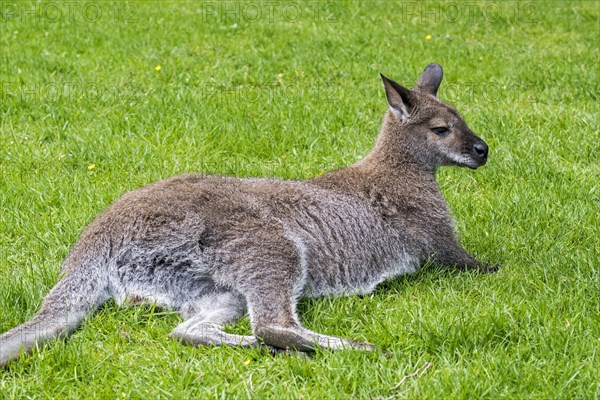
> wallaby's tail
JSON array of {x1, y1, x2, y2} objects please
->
[{"x1": 0, "y1": 268, "x2": 109, "y2": 368}]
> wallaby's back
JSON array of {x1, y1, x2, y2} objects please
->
[{"x1": 100, "y1": 173, "x2": 421, "y2": 297}]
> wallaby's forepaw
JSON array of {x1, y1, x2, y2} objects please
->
[{"x1": 478, "y1": 264, "x2": 501, "y2": 274}]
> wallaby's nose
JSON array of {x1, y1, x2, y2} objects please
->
[{"x1": 473, "y1": 142, "x2": 488, "y2": 159}]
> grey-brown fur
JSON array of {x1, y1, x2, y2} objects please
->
[{"x1": 0, "y1": 64, "x2": 497, "y2": 367}]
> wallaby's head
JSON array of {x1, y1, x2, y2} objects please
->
[{"x1": 379, "y1": 64, "x2": 488, "y2": 170}]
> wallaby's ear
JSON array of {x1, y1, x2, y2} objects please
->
[
  {"x1": 415, "y1": 63, "x2": 443, "y2": 96},
  {"x1": 380, "y1": 73, "x2": 414, "y2": 122}
]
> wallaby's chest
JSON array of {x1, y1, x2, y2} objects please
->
[{"x1": 278, "y1": 197, "x2": 421, "y2": 297}]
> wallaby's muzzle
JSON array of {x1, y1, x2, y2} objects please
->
[{"x1": 469, "y1": 138, "x2": 489, "y2": 168}]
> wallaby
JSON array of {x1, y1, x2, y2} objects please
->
[{"x1": 0, "y1": 64, "x2": 497, "y2": 367}]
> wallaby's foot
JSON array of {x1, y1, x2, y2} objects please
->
[
  {"x1": 169, "y1": 321, "x2": 307, "y2": 356},
  {"x1": 255, "y1": 324, "x2": 374, "y2": 352}
]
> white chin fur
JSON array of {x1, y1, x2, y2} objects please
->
[{"x1": 444, "y1": 150, "x2": 479, "y2": 168}]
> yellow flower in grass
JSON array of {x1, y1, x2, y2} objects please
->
[
  {"x1": 425, "y1": 34, "x2": 432, "y2": 40},
  {"x1": 244, "y1": 359, "x2": 251, "y2": 366},
  {"x1": 87, "y1": 163, "x2": 96, "y2": 171},
  {"x1": 155, "y1": 65, "x2": 162, "y2": 71}
]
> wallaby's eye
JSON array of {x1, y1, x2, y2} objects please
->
[{"x1": 431, "y1": 127, "x2": 450, "y2": 136}]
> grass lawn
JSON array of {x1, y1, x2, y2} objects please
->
[{"x1": 0, "y1": 1, "x2": 598, "y2": 398}]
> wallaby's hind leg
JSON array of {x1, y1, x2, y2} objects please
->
[
  {"x1": 214, "y1": 232, "x2": 376, "y2": 353},
  {"x1": 238, "y1": 262, "x2": 374, "y2": 351},
  {"x1": 0, "y1": 269, "x2": 109, "y2": 368},
  {"x1": 169, "y1": 291, "x2": 259, "y2": 347}
]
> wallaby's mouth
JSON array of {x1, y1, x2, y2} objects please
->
[
  {"x1": 471, "y1": 153, "x2": 488, "y2": 169},
  {"x1": 444, "y1": 151, "x2": 487, "y2": 169},
  {"x1": 464, "y1": 154, "x2": 487, "y2": 169}
]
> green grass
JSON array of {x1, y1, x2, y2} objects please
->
[{"x1": 1, "y1": 1, "x2": 598, "y2": 398}]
